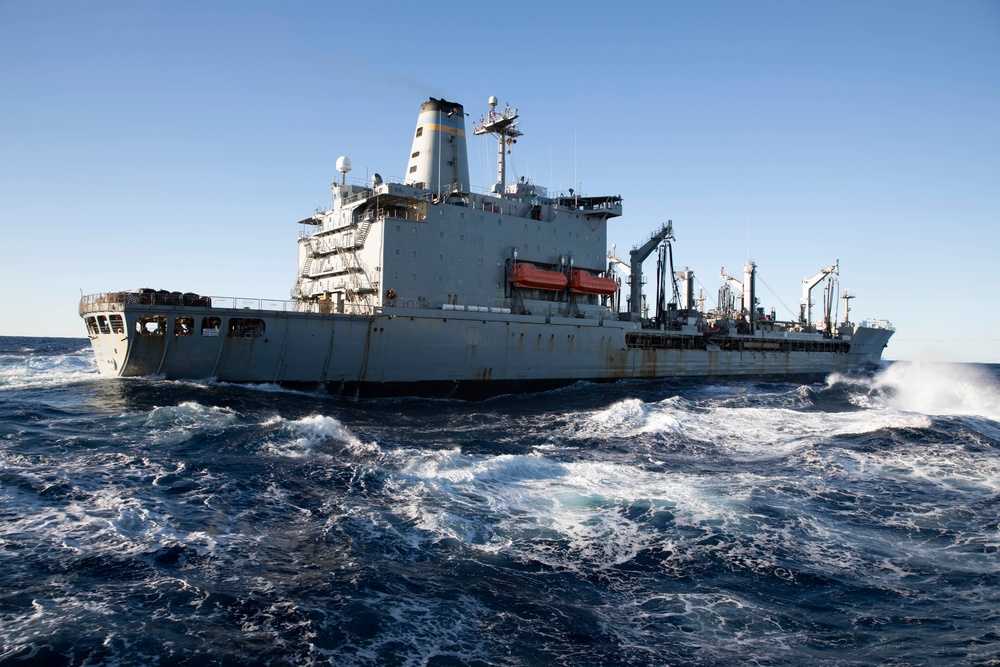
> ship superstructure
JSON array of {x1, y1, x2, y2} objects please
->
[
  {"x1": 291, "y1": 96, "x2": 619, "y2": 322},
  {"x1": 79, "y1": 96, "x2": 893, "y2": 398}
]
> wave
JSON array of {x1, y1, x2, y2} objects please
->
[
  {"x1": 142, "y1": 401, "x2": 241, "y2": 446},
  {"x1": 259, "y1": 414, "x2": 376, "y2": 458},
  {"x1": 0, "y1": 347, "x2": 98, "y2": 391},
  {"x1": 134, "y1": 402, "x2": 377, "y2": 459},
  {"x1": 369, "y1": 434, "x2": 1000, "y2": 635},
  {"x1": 559, "y1": 391, "x2": 932, "y2": 459}
]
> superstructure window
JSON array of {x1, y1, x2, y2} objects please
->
[
  {"x1": 411, "y1": 151, "x2": 420, "y2": 158},
  {"x1": 109, "y1": 314, "x2": 125, "y2": 334},
  {"x1": 415, "y1": 127, "x2": 423, "y2": 137},
  {"x1": 409, "y1": 166, "x2": 417, "y2": 173},
  {"x1": 202, "y1": 317, "x2": 221, "y2": 336},
  {"x1": 136, "y1": 315, "x2": 167, "y2": 335},
  {"x1": 86, "y1": 317, "x2": 100, "y2": 336},
  {"x1": 97, "y1": 315, "x2": 111, "y2": 334},
  {"x1": 228, "y1": 318, "x2": 265, "y2": 338},
  {"x1": 174, "y1": 316, "x2": 194, "y2": 336}
]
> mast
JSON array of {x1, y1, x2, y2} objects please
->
[
  {"x1": 473, "y1": 96, "x2": 523, "y2": 194},
  {"x1": 841, "y1": 290, "x2": 855, "y2": 325}
]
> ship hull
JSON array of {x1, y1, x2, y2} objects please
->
[{"x1": 81, "y1": 301, "x2": 893, "y2": 398}]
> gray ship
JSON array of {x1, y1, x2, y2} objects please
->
[{"x1": 80, "y1": 96, "x2": 894, "y2": 398}]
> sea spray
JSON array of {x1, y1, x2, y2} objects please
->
[{"x1": 874, "y1": 358, "x2": 1000, "y2": 420}]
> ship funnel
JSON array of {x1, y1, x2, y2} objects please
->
[{"x1": 405, "y1": 98, "x2": 470, "y2": 196}]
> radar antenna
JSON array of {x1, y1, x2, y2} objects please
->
[
  {"x1": 473, "y1": 96, "x2": 522, "y2": 195},
  {"x1": 335, "y1": 156, "x2": 352, "y2": 185}
]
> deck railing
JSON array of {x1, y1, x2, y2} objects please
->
[
  {"x1": 79, "y1": 291, "x2": 300, "y2": 316},
  {"x1": 860, "y1": 319, "x2": 895, "y2": 330}
]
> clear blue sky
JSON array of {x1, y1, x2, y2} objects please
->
[{"x1": 2, "y1": 1, "x2": 998, "y2": 362}]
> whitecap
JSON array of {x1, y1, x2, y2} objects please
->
[
  {"x1": 562, "y1": 393, "x2": 931, "y2": 458},
  {"x1": 259, "y1": 414, "x2": 375, "y2": 458},
  {"x1": 0, "y1": 348, "x2": 98, "y2": 391},
  {"x1": 382, "y1": 447, "x2": 724, "y2": 572},
  {"x1": 143, "y1": 402, "x2": 239, "y2": 446}
]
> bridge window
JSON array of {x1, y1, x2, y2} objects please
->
[
  {"x1": 96, "y1": 316, "x2": 111, "y2": 334},
  {"x1": 109, "y1": 314, "x2": 125, "y2": 334},
  {"x1": 86, "y1": 317, "x2": 100, "y2": 336}
]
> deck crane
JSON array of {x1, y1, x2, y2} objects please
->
[
  {"x1": 628, "y1": 221, "x2": 675, "y2": 321},
  {"x1": 800, "y1": 260, "x2": 839, "y2": 332},
  {"x1": 718, "y1": 267, "x2": 743, "y2": 319}
]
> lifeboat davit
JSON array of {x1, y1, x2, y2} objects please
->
[
  {"x1": 509, "y1": 263, "x2": 568, "y2": 291},
  {"x1": 569, "y1": 269, "x2": 618, "y2": 296}
]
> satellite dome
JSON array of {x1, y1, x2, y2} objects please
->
[
  {"x1": 336, "y1": 156, "x2": 353, "y2": 174},
  {"x1": 488, "y1": 95, "x2": 498, "y2": 107}
]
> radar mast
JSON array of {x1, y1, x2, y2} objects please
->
[{"x1": 473, "y1": 96, "x2": 523, "y2": 195}]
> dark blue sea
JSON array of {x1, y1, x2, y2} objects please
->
[{"x1": 2, "y1": 336, "x2": 1000, "y2": 666}]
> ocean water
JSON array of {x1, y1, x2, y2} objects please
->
[{"x1": 2, "y1": 336, "x2": 999, "y2": 666}]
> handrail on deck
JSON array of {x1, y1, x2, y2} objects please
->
[{"x1": 79, "y1": 291, "x2": 299, "y2": 316}]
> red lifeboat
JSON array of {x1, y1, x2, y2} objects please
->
[
  {"x1": 569, "y1": 269, "x2": 618, "y2": 296},
  {"x1": 509, "y1": 263, "x2": 568, "y2": 291}
]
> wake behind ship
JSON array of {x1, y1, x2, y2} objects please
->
[{"x1": 80, "y1": 96, "x2": 893, "y2": 398}]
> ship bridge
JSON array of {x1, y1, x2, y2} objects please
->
[{"x1": 556, "y1": 194, "x2": 623, "y2": 220}]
